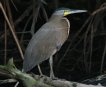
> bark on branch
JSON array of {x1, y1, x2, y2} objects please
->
[{"x1": 0, "y1": 58, "x2": 104, "y2": 87}]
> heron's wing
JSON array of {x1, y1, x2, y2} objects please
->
[
  {"x1": 23, "y1": 22, "x2": 58, "y2": 72},
  {"x1": 23, "y1": 18, "x2": 70, "y2": 72}
]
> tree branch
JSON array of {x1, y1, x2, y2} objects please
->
[{"x1": 0, "y1": 58, "x2": 104, "y2": 87}]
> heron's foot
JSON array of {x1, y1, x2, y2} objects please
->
[
  {"x1": 50, "y1": 74, "x2": 58, "y2": 80},
  {"x1": 38, "y1": 69, "x2": 44, "y2": 78},
  {"x1": 39, "y1": 74, "x2": 46, "y2": 78}
]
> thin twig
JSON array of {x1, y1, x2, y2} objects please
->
[
  {"x1": 41, "y1": 5, "x2": 48, "y2": 21},
  {"x1": 14, "y1": 5, "x2": 32, "y2": 26},
  {"x1": 3, "y1": 1, "x2": 7, "y2": 64},
  {"x1": 0, "y1": 2, "x2": 24, "y2": 59},
  {"x1": 88, "y1": 23, "x2": 94, "y2": 73},
  {"x1": 0, "y1": 79, "x2": 17, "y2": 85},
  {"x1": 100, "y1": 40, "x2": 106, "y2": 74},
  {"x1": 20, "y1": 14, "x2": 32, "y2": 48},
  {"x1": 31, "y1": 0, "x2": 40, "y2": 35},
  {"x1": 4, "y1": 21, "x2": 7, "y2": 64}
]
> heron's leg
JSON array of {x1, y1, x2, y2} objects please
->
[
  {"x1": 49, "y1": 56, "x2": 55, "y2": 79},
  {"x1": 37, "y1": 64, "x2": 43, "y2": 76}
]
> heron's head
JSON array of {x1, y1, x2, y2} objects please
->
[{"x1": 53, "y1": 8, "x2": 87, "y2": 16}]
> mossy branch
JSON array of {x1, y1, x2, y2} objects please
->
[
  {"x1": 0, "y1": 58, "x2": 53, "y2": 87},
  {"x1": 0, "y1": 58, "x2": 104, "y2": 87}
]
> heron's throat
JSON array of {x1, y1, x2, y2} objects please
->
[{"x1": 49, "y1": 15, "x2": 63, "y2": 21}]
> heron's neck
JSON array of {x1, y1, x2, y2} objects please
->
[{"x1": 49, "y1": 15, "x2": 63, "y2": 21}]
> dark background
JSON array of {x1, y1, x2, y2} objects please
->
[{"x1": 0, "y1": 0, "x2": 106, "y2": 86}]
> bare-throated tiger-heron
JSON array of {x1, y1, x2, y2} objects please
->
[{"x1": 23, "y1": 8, "x2": 87, "y2": 79}]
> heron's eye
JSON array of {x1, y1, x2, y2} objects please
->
[{"x1": 64, "y1": 10, "x2": 70, "y2": 16}]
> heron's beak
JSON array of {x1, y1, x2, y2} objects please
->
[
  {"x1": 70, "y1": 10, "x2": 87, "y2": 14},
  {"x1": 64, "y1": 9, "x2": 87, "y2": 16}
]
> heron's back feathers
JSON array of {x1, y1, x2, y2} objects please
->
[{"x1": 23, "y1": 17, "x2": 70, "y2": 72}]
